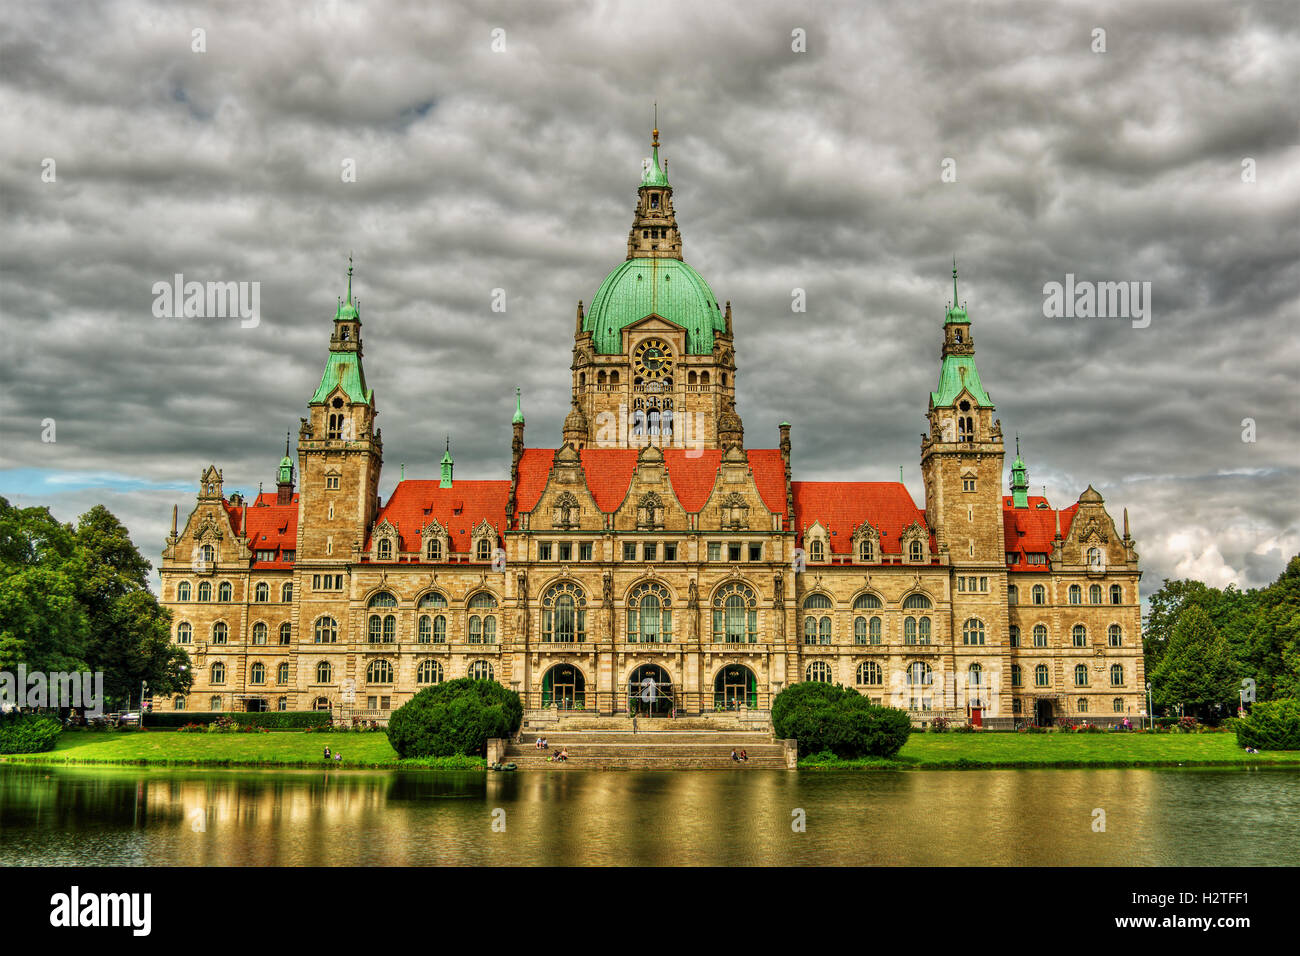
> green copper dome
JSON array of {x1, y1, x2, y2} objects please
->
[{"x1": 584, "y1": 257, "x2": 724, "y2": 355}]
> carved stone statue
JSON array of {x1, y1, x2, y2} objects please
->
[
  {"x1": 687, "y1": 577, "x2": 700, "y2": 641},
  {"x1": 603, "y1": 571, "x2": 614, "y2": 638}
]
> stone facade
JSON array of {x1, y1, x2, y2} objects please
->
[{"x1": 156, "y1": 130, "x2": 1144, "y2": 726}]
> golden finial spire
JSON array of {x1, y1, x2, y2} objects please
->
[{"x1": 652, "y1": 101, "x2": 659, "y2": 148}]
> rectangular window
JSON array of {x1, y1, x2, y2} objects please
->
[
  {"x1": 664, "y1": 542, "x2": 677, "y2": 561},
  {"x1": 580, "y1": 542, "x2": 594, "y2": 561},
  {"x1": 962, "y1": 477, "x2": 975, "y2": 492},
  {"x1": 381, "y1": 696, "x2": 391, "y2": 710},
  {"x1": 643, "y1": 542, "x2": 657, "y2": 561},
  {"x1": 728, "y1": 543, "x2": 742, "y2": 562},
  {"x1": 748, "y1": 543, "x2": 762, "y2": 561},
  {"x1": 538, "y1": 542, "x2": 552, "y2": 561},
  {"x1": 957, "y1": 577, "x2": 966, "y2": 592},
  {"x1": 1027, "y1": 553, "x2": 1047, "y2": 565},
  {"x1": 367, "y1": 696, "x2": 377, "y2": 710},
  {"x1": 256, "y1": 550, "x2": 275, "y2": 561},
  {"x1": 708, "y1": 542, "x2": 722, "y2": 561},
  {"x1": 326, "y1": 476, "x2": 340, "y2": 490},
  {"x1": 979, "y1": 576, "x2": 988, "y2": 592},
  {"x1": 1006, "y1": 552, "x2": 1020, "y2": 564},
  {"x1": 558, "y1": 543, "x2": 572, "y2": 562},
  {"x1": 623, "y1": 542, "x2": 637, "y2": 562}
]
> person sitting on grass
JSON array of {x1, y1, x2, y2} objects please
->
[
  {"x1": 556, "y1": 748, "x2": 569, "y2": 762},
  {"x1": 324, "y1": 746, "x2": 331, "y2": 761},
  {"x1": 740, "y1": 749, "x2": 748, "y2": 762},
  {"x1": 730, "y1": 749, "x2": 739, "y2": 762}
]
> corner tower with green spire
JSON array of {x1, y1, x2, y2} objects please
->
[
  {"x1": 296, "y1": 257, "x2": 383, "y2": 562},
  {"x1": 569, "y1": 121, "x2": 738, "y2": 451},
  {"x1": 1010, "y1": 436, "x2": 1030, "y2": 509},
  {"x1": 920, "y1": 260, "x2": 1007, "y2": 564}
]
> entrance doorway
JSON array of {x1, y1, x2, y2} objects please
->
[
  {"x1": 242, "y1": 697, "x2": 268, "y2": 713},
  {"x1": 714, "y1": 665, "x2": 758, "y2": 710},
  {"x1": 542, "y1": 664, "x2": 586, "y2": 711},
  {"x1": 1035, "y1": 699, "x2": 1054, "y2": 726},
  {"x1": 628, "y1": 664, "x2": 674, "y2": 716}
]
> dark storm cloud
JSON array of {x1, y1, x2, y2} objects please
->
[{"x1": 1, "y1": 0, "x2": 1297, "y2": 595}]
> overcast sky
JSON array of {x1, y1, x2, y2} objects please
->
[{"x1": 2, "y1": 0, "x2": 1297, "y2": 598}]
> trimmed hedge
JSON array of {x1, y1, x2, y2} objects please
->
[
  {"x1": 143, "y1": 711, "x2": 332, "y2": 730},
  {"x1": 0, "y1": 712, "x2": 63, "y2": 754},
  {"x1": 1236, "y1": 699, "x2": 1300, "y2": 751},
  {"x1": 387, "y1": 678, "x2": 522, "y2": 758},
  {"x1": 772, "y1": 682, "x2": 912, "y2": 759}
]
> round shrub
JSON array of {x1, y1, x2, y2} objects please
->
[
  {"x1": 386, "y1": 678, "x2": 522, "y2": 758},
  {"x1": 0, "y1": 712, "x2": 63, "y2": 754},
  {"x1": 771, "y1": 682, "x2": 911, "y2": 759},
  {"x1": 1236, "y1": 699, "x2": 1300, "y2": 751}
]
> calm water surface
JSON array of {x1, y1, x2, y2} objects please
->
[{"x1": 1, "y1": 764, "x2": 1297, "y2": 866}]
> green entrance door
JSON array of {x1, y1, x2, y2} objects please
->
[
  {"x1": 542, "y1": 665, "x2": 586, "y2": 710},
  {"x1": 628, "y1": 664, "x2": 674, "y2": 715},
  {"x1": 714, "y1": 665, "x2": 757, "y2": 710}
]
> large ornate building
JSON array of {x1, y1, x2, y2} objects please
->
[{"x1": 157, "y1": 128, "x2": 1144, "y2": 727}]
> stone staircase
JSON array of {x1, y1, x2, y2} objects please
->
[{"x1": 498, "y1": 729, "x2": 794, "y2": 770}]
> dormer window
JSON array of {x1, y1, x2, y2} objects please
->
[
  {"x1": 377, "y1": 539, "x2": 392, "y2": 560},
  {"x1": 650, "y1": 194, "x2": 659, "y2": 208}
]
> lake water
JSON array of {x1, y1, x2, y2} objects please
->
[{"x1": 1, "y1": 764, "x2": 1298, "y2": 866}]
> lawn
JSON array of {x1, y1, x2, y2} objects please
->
[
  {"x1": 0, "y1": 729, "x2": 482, "y2": 770},
  {"x1": 801, "y1": 731, "x2": 1300, "y2": 769}
]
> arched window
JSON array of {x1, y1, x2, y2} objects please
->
[
  {"x1": 218, "y1": 581, "x2": 232, "y2": 602},
  {"x1": 419, "y1": 592, "x2": 448, "y2": 610},
  {"x1": 212, "y1": 622, "x2": 228, "y2": 644},
  {"x1": 468, "y1": 592, "x2": 498, "y2": 644},
  {"x1": 806, "y1": 661, "x2": 833, "y2": 683},
  {"x1": 854, "y1": 616, "x2": 882, "y2": 645},
  {"x1": 542, "y1": 583, "x2": 587, "y2": 643},
  {"x1": 278, "y1": 622, "x2": 292, "y2": 645},
  {"x1": 314, "y1": 616, "x2": 338, "y2": 644},
  {"x1": 377, "y1": 538, "x2": 392, "y2": 560},
  {"x1": 313, "y1": 697, "x2": 331, "y2": 711},
  {"x1": 367, "y1": 660, "x2": 393, "y2": 684},
  {"x1": 1035, "y1": 664, "x2": 1050, "y2": 687},
  {"x1": 369, "y1": 591, "x2": 397, "y2": 608},
  {"x1": 1108, "y1": 624, "x2": 1122, "y2": 647},
  {"x1": 856, "y1": 661, "x2": 882, "y2": 686},
  {"x1": 1068, "y1": 584, "x2": 1082, "y2": 605},
  {"x1": 1089, "y1": 584, "x2": 1103, "y2": 604},
  {"x1": 1074, "y1": 664, "x2": 1089, "y2": 686},
  {"x1": 468, "y1": 660, "x2": 494, "y2": 681},
  {"x1": 802, "y1": 595, "x2": 832, "y2": 645},
  {"x1": 200, "y1": 544, "x2": 215, "y2": 566},
  {"x1": 177, "y1": 581, "x2": 192, "y2": 601},
  {"x1": 1011, "y1": 663, "x2": 1022, "y2": 687},
  {"x1": 426, "y1": 538, "x2": 442, "y2": 561},
  {"x1": 1009, "y1": 625, "x2": 1020, "y2": 647},
  {"x1": 315, "y1": 661, "x2": 332, "y2": 683},
  {"x1": 902, "y1": 593, "x2": 932, "y2": 610},
  {"x1": 1112, "y1": 697, "x2": 1124, "y2": 713},
  {"x1": 858, "y1": 539, "x2": 875, "y2": 562},
  {"x1": 1110, "y1": 584, "x2": 1123, "y2": 604},
  {"x1": 277, "y1": 662, "x2": 289, "y2": 684},
  {"x1": 1007, "y1": 584, "x2": 1018, "y2": 605},
  {"x1": 627, "y1": 582, "x2": 671, "y2": 643},
  {"x1": 906, "y1": 661, "x2": 933, "y2": 710},
  {"x1": 251, "y1": 622, "x2": 267, "y2": 645},
  {"x1": 177, "y1": 622, "x2": 192, "y2": 644},
  {"x1": 197, "y1": 581, "x2": 212, "y2": 602},
  {"x1": 904, "y1": 616, "x2": 917, "y2": 645},
  {"x1": 853, "y1": 593, "x2": 882, "y2": 610},
  {"x1": 210, "y1": 695, "x2": 223, "y2": 711},
  {"x1": 417, "y1": 660, "x2": 444, "y2": 685},
  {"x1": 476, "y1": 538, "x2": 492, "y2": 561},
  {"x1": 1086, "y1": 547, "x2": 1103, "y2": 569},
  {"x1": 712, "y1": 583, "x2": 758, "y2": 643},
  {"x1": 174, "y1": 696, "x2": 186, "y2": 710},
  {"x1": 909, "y1": 540, "x2": 923, "y2": 562},
  {"x1": 281, "y1": 582, "x2": 293, "y2": 602},
  {"x1": 254, "y1": 582, "x2": 270, "y2": 603},
  {"x1": 968, "y1": 663, "x2": 984, "y2": 705},
  {"x1": 1110, "y1": 664, "x2": 1124, "y2": 686},
  {"x1": 962, "y1": 618, "x2": 985, "y2": 646},
  {"x1": 277, "y1": 696, "x2": 287, "y2": 711},
  {"x1": 1072, "y1": 624, "x2": 1087, "y2": 647},
  {"x1": 249, "y1": 662, "x2": 266, "y2": 685},
  {"x1": 918, "y1": 616, "x2": 931, "y2": 644},
  {"x1": 809, "y1": 539, "x2": 825, "y2": 562},
  {"x1": 1031, "y1": 584, "x2": 1045, "y2": 605},
  {"x1": 1033, "y1": 624, "x2": 1048, "y2": 647},
  {"x1": 369, "y1": 613, "x2": 396, "y2": 643},
  {"x1": 417, "y1": 615, "x2": 443, "y2": 644},
  {"x1": 210, "y1": 661, "x2": 226, "y2": 684}
]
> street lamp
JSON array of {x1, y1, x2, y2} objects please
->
[
  {"x1": 1145, "y1": 681, "x2": 1153, "y2": 730},
  {"x1": 140, "y1": 680, "x2": 148, "y2": 729}
]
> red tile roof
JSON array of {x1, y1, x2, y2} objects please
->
[
  {"x1": 790, "y1": 481, "x2": 930, "y2": 554},
  {"x1": 368, "y1": 480, "x2": 510, "y2": 554},
  {"x1": 514, "y1": 448, "x2": 790, "y2": 520},
  {"x1": 1003, "y1": 496, "x2": 1078, "y2": 571},
  {"x1": 224, "y1": 494, "x2": 299, "y2": 565}
]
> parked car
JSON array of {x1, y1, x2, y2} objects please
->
[{"x1": 116, "y1": 712, "x2": 140, "y2": 726}]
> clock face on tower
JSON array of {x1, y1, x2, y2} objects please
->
[{"x1": 634, "y1": 338, "x2": 674, "y2": 380}]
